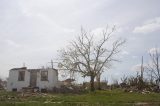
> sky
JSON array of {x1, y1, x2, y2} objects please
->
[{"x1": 0, "y1": 0, "x2": 160, "y2": 83}]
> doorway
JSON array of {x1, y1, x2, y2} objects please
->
[{"x1": 30, "y1": 71, "x2": 37, "y2": 87}]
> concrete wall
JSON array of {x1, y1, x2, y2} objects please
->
[
  {"x1": 37, "y1": 69, "x2": 59, "y2": 90},
  {"x1": 7, "y1": 69, "x2": 30, "y2": 91},
  {"x1": 7, "y1": 68, "x2": 58, "y2": 91}
]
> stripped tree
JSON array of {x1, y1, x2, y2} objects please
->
[
  {"x1": 59, "y1": 26, "x2": 125, "y2": 91},
  {"x1": 147, "y1": 48, "x2": 160, "y2": 89}
]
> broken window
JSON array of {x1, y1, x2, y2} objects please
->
[
  {"x1": 12, "y1": 88, "x2": 17, "y2": 92},
  {"x1": 41, "y1": 71, "x2": 48, "y2": 81},
  {"x1": 18, "y1": 71, "x2": 25, "y2": 81}
]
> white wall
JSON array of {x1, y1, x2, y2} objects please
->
[
  {"x1": 7, "y1": 68, "x2": 59, "y2": 91},
  {"x1": 7, "y1": 69, "x2": 30, "y2": 91},
  {"x1": 37, "y1": 69, "x2": 59, "y2": 90}
]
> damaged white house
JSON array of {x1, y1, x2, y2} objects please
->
[{"x1": 7, "y1": 67, "x2": 59, "y2": 92}]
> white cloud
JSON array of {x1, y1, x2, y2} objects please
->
[
  {"x1": 91, "y1": 27, "x2": 106, "y2": 35},
  {"x1": 131, "y1": 64, "x2": 143, "y2": 72},
  {"x1": 131, "y1": 64, "x2": 141, "y2": 71},
  {"x1": 148, "y1": 47, "x2": 160, "y2": 54},
  {"x1": 131, "y1": 63, "x2": 147, "y2": 72},
  {"x1": 133, "y1": 17, "x2": 160, "y2": 34},
  {"x1": 132, "y1": 55, "x2": 138, "y2": 59},
  {"x1": 91, "y1": 24, "x2": 125, "y2": 35},
  {"x1": 63, "y1": 28, "x2": 75, "y2": 33},
  {"x1": 5, "y1": 39, "x2": 21, "y2": 48},
  {"x1": 121, "y1": 50, "x2": 129, "y2": 55}
]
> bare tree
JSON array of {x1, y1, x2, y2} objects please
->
[
  {"x1": 59, "y1": 26, "x2": 125, "y2": 91},
  {"x1": 120, "y1": 75, "x2": 128, "y2": 88},
  {"x1": 147, "y1": 48, "x2": 160, "y2": 89}
]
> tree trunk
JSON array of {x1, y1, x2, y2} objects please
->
[
  {"x1": 90, "y1": 75, "x2": 95, "y2": 91},
  {"x1": 96, "y1": 73, "x2": 101, "y2": 90},
  {"x1": 158, "y1": 77, "x2": 160, "y2": 90},
  {"x1": 97, "y1": 79, "x2": 101, "y2": 90}
]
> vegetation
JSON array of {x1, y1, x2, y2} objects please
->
[
  {"x1": 59, "y1": 27, "x2": 125, "y2": 91},
  {"x1": 146, "y1": 48, "x2": 160, "y2": 89},
  {"x1": 0, "y1": 78, "x2": 7, "y2": 90},
  {"x1": 0, "y1": 89, "x2": 160, "y2": 106}
]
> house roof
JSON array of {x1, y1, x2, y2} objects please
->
[
  {"x1": 11, "y1": 67, "x2": 27, "y2": 70},
  {"x1": 10, "y1": 67, "x2": 58, "y2": 72}
]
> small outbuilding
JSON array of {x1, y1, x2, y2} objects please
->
[{"x1": 7, "y1": 67, "x2": 59, "y2": 92}]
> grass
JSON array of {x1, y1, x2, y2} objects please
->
[{"x1": 0, "y1": 89, "x2": 160, "y2": 106}]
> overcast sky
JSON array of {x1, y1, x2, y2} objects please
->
[{"x1": 0, "y1": 0, "x2": 160, "y2": 82}]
